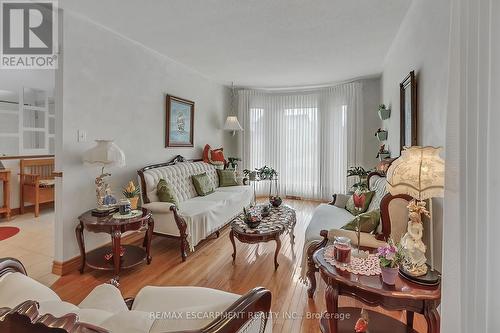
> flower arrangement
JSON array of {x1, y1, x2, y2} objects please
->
[
  {"x1": 347, "y1": 166, "x2": 371, "y2": 191},
  {"x1": 377, "y1": 239, "x2": 403, "y2": 269},
  {"x1": 227, "y1": 157, "x2": 241, "y2": 170},
  {"x1": 122, "y1": 181, "x2": 140, "y2": 209},
  {"x1": 376, "y1": 144, "x2": 390, "y2": 160}
]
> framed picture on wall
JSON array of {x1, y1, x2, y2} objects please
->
[
  {"x1": 165, "y1": 95, "x2": 194, "y2": 147},
  {"x1": 400, "y1": 71, "x2": 417, "y2": 152}
]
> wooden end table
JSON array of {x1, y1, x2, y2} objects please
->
[
  {"x1": 76, "y1": 207, "x2": 154, "y2": 286},
  {"x1": 229, "y1": 204, "x2": 296, "y2": 270},
  {"x1": 0, "y1": 170, "x2": 11, "y2": 219},
  {"x1": 313, "y1": 247, "x2": 441, "y2": 333}
]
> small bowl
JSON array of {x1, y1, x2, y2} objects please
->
[{"x1": 244, "y1": 219, "x2": 261, "y2": 229}]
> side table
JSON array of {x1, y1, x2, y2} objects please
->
[
  {"x1": 76, "y1": 208, "x2": 154, "y2": 286},
  {"x1": 313, "y1": 247, "x2": 441, "y2": 333}
]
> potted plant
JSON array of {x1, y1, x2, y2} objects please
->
[
  {"x1": 242, "y1": 169, "x2": 257, "y2": 184},
  {"x1": 227, "y1": 157, "x2": 241, "y2": 170},
  {"x1": 374, "y1": 128, "x2": 388, "y2": 141},
  {"x1": 255, "y1": 165, "x2": 278, "y2": 180},
  {"x1": 347, "y1": 166, "x2": 371, "y2": 192},
  {"x1": 377, "y1": 239, "x2": 403, "y2": 285},
  {"x1": 123, "y1": 181, "x2": 140, "y2": 210},
  {"x1": 378, "y1": 104, "x2": 391, "y2": 120},
  {"x1": 376, "y1": 145, "x2": 391, "y2": 161}
]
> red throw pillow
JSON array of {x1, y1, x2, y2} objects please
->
[
  {"x1": 203, "y1": 144, "x2": 211, "y2": 163},
  {"x1": 209, "y1": 148, "x2": 225, "y2": 166}
]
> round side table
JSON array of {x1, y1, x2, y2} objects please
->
[
  {"x1": 313, "y1": 247, "x2": 441, "y2": 333},
  {"x1": 76, "y1": 207, "x2": 154, "y2": 286}
]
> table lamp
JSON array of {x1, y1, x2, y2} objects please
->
[
  {"x1": 82, "y1": 140, "x2": 125, "y2": 212},
  {"x1": 386, "y1": 146, "x2": 444, "y2": 285}
]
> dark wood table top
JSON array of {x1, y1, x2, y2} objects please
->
[
  {"x1": 78, "y1": 207, "x2": 152, "y2": 226},
  {"x1": 313, "y1": 247, "x2": 441, "y2": 301}
]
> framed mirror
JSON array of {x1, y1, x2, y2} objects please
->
[{"x1": 399, "y1": 71, "x2": 417, "y2": 152}]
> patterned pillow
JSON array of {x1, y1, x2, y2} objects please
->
[
  {"x1": 192, "y1": 173, "x2": 215, "y2": 196},
  {"x1": 202, "y1": 144, "x2": 226, "y2": 167},
  {"x1": 157, "y1": 179, "x2": 179, "y2": 205},
  {"x1": 217, "y1": 169, "x2": 238, "y2": 187}
]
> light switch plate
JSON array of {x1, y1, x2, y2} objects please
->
[{"x1": 77, "y1": 129, "x2": 87, "y2": 142}]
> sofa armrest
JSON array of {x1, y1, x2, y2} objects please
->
[
  {"x1": 0, "y1": 257, "x2": 27, "y2": 278},
  {"x1": 169, "y1": 287, "x2": 272, "y2": 333},
  {"x1": 326, "y1": 229, "x2": 387, "y2": 249},
  {"x1": 329, "y1": 193, "x2": 350, "y2": 208},
  {"x1": 142, "y1": 202, "x2": 175, "y2": 213}
]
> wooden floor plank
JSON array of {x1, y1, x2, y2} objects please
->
[{"x1": 51, "y1": 199, "x2": 427, "y2": 332}]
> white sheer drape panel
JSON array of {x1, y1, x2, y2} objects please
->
[{"x1": 238, "y1": 82, "x2": 362, "y2": 200}]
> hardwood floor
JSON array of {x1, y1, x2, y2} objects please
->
[{"x1": 51, "y1": 199, "x2": 427, "y2": 333}]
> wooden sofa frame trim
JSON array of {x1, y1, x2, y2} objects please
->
[
  {"x1": 0, "y1": 258, "x2": 272, "y2": 333},
  {"x1": 306, "y1": 171, "x2": 413, "y2": 298}
]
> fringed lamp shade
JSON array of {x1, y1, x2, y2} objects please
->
[
  {"x1": 82, "y1": 140, "x2": 125, "y2": 168},
  {"x1": 386, "y1": 146, "x2": 444, "y2": 200}
]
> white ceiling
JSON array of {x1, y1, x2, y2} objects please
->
[{"x1": 62, "y1": 0, "x2": 411, "y2": 88}]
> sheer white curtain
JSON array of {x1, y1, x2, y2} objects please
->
[{"x1": 238, "y1": 82, "x2": 362, "y2": 200}]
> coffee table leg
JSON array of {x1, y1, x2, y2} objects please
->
[
  {"x1": 407, "y1": 311, "x2": 414, "y2": 328},
  {"x1": 145, "y1": 217, "x2": 154, "y2": 264},
  {"x1": 230, "y1": 229, "x2": 236, "y2": 262},
  {"x1": 325, "y1": 285, "x2": 339, "y2": 333},
  {"x1": 274, "y1": 236, "x2": 281, "y2": 270}
]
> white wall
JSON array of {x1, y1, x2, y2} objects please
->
[
  {"x1": 360, "y1": 77, "x2": 382, "y2": 169},
  {"x1": 0, "y1": 70, "x2": 55, "y2": 210},
  {"x1": 56, "y1": 10, "x2": 233, "y2": 261},
  {"x1": 381, "y1": 0, "x2": 451, "y2": 270}
]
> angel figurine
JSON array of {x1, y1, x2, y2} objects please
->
[{"x1": 401, "y1": 200, "x2": 430, "y2": 276}]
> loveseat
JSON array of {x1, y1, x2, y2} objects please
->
[
  {"x1": 301, "y1": 172, "x2": 412, "y2": 297},
  {"x1": 138, "y1": 156, "x2": 253, "y2": 261},
  {"x1": 0, "y1": 257, "x2": 272, "y2": 333}
]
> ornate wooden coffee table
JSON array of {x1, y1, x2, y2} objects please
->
[
  {"x1": 76, "y1": 207, "x2": 154, "y2": 286},
  {"x1": 313, "y1": 247, "x2": 441, "y2": 333},
  {"x1": 229, "y1": 204, "x2": 296, "y2": 270}
]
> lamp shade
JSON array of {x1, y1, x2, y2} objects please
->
[
  {"x1": 386, "y1": 146, "x2": 444, "y2": 200},
  {"x1": 223, "y1": 116, "x2": 243, "y2": 131},
  {"x1": 82, "y1": 140, "x2": 125, "y2": 168}
]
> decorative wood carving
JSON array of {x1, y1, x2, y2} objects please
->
[{"x1": 170, "y1": 205, "x2": 189, "y2": 262}]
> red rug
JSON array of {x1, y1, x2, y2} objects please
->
[{"x1": 0, "y1": 226, "x2": 20, "y2": 241}]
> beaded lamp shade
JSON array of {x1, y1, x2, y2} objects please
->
[{"x1": 386, "y1": 146, "x2": 444, "y2": 200}]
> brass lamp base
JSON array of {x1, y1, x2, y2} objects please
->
[{"x1": 399, "y1": 264, "x2": 441, "y2": 286}]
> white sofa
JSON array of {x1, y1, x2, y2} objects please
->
[
  {"x1": 138, "y1": 156, "x2": 253, "y2": 261},
  {"x1": 0, "y1": 258, "x2": 272, "y2": 333},
  {"x1": 301, "y1": 172, "x2": 412, "y2": 297}
]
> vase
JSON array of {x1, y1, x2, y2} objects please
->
[
  {"x1": 378, "y1": 108, "x2": 391, "y2": 120},
  {"x1": 380, "y1": 266, "x2": 399, "y2": 285},
  {"x1": 129, "y1": 196, "x2": 139, "y2": 210},
  {"x1": 376, "y1": 131, "x2": 388, "y2": 141}
]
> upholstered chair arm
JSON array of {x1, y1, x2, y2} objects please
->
[
  {"x1": 141, "y1": 202, "x2": 176, "y2": 213},
  {"x1": 169, "y1": 287, "x2": 272, "y2": 333},
  {"x1": 0, "y1": 257, "x2": 27, "y2": 278},
  {"x1": 329, "y1": 193, "x2": 350, "y2": 208},
  {"x1": 326, "y1": 229, "x2": 387, "y2": 249}
]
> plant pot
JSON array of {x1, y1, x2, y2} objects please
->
[
  {"x1": 380, "y1": 266, "x2": 399, "y2": 285},
  {"x1": 129, "y1": 197, "x2": 139, "y2": 210},
  {"x1": 378, "y1": 108, "x2": 391, "y2": 120},
  {"x1": 376, "y1": 131, "x2": 388, "y2": 141},
  {"x1": 378, "y1": 153, "x2": 391, "y2": 161}
]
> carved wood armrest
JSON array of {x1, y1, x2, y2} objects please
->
[
  {"x1": 170, "y1": 287, "x2": 272, "y2": 333},
  {"x1": 20, "y1": 173, "x2": 40, "y2": 185}
]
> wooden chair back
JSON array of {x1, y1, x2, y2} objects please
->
[{"x1": 20, "y1": 158, "x2": 55, "y2": 181}]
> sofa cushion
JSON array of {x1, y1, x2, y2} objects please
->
[
  {"x1": 192, "y1": 173, "x2": 215, "y2": 196},
  {"x1": 157, "y1": 179, "x2": 179, "y2": 205},
  {"x1": 341, "y1": 209, "x2": 380, "y2": 233},
  {"x1": 100, "y1": 310, "x2": 154, "y2": 333},
  {"x1": 79, "y1": 284, "x2": 129, "y2": 314},
  {"x1": 0, "y1": 272, "x2": 60, "y2": 308},
  {"x1": 217, "y1": 169, "x2": 238, "y2": 187}
]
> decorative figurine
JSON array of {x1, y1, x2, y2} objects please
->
[{"x1": 400, "y1": 200, "x2": 430, "y2": 276}]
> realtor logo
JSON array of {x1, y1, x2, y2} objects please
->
[{"x1": 1, "y1": 0, "x2": 58, "y2": 68}]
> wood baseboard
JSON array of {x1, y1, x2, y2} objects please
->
[
  {"x1": 52, "y1": 232, "x2": 145, "y2": 276},
  {"x1": 6, "y1": 202, "x2": 55, "y2": 217}
]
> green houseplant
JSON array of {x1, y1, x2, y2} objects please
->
[
  {"x1": 227, "y1": 157, "x2": 241, "y2": 170},
  {"x1": 347, "y1": 166, "x2": 371, "y2": 192},
  {"x1": 376, "y1": 144, "x2": 391, "y2": 161},
  {"x1": 122, "y1": 181, "x2": 140, "y2": 209}
]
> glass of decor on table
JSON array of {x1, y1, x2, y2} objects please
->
[
  {"x1": 352, "y1": 191, "x2": 368, "y2": 259},
  {"x1": 333, "y1": 236, "x2": 351, "y2": 266}
]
